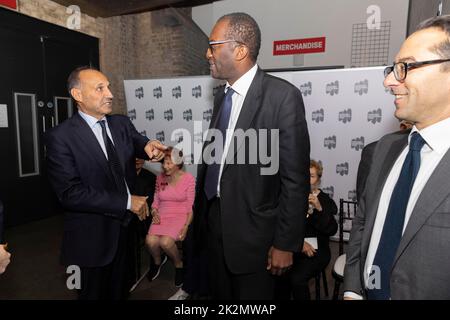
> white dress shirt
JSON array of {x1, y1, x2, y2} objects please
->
[
  {"x1": 345, "y1": 117, "x2": 450, "y2": 299},
  {"x1": 216, "y1": 63, "x2": 258, "y2": 196},
  {"x1": 78, "y1": 110, "x2": 131, "y2": 210}
]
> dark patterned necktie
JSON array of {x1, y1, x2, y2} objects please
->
[
  {"x1": 204, "y1": 88, "x2": 235, "y2": 200},
  {"x1": 367, "y1": 132, "x2": 426, "y2": 300},
  {"x1": 98, "y1": 120, "x2": 127, "y2": 194}
]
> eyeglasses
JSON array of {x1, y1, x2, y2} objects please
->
[
  {"x1": 384, "y1": 58, "x2": 450, "y2": 81},
  {"x1": 208, "y1": 39, "x2": 244, "y2": 52}
]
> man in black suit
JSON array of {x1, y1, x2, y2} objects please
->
[
  {"x1": 45, "y1": 67, "x2": 166, "y2": 299},
  {"x1": 194, "y1": 12, "x2": 310, "y2": 299}
]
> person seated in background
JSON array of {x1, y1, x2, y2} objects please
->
[
  {"x1": 146, "y1": 147, "x2": 195, "y2": 287},
  {"x1": 275, "y1": 160, "x2": 338, "y2": 300},
  {"x1": 135, "y1": 158, "x2": 157, "y2": 237}
]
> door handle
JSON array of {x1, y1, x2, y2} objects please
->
[
  {"x1": 42, "y1": 116, "x2": 46, "y2": 133},
  {"x1": 51, "y1": 116, "x2": 55, "y2": 127}
]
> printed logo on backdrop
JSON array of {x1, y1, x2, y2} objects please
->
[
  {"x1": 351, "y1": 136, "x2": 365, "y2": 151},
  {"x1": 172, "y1": 86, "x2": 182, "y2": 99},
  {"x1": 336, "y1": 162, "x2": 349, "y2": 176},
  {"x1": 213, "y1": 85, "x2": 222, "y2": 97},
  {"x1": 174, "y1": 132, "x2": 183, "y2": 143},
  {"x1": 326, "y1": 81, "x2": 339, "y2": 96},
  {"x1": 140, "y1": 130, "x2": 147, "y2": 136},
  {"x1": 338, "y1": 109, "x2": 352, "y2": 123},
  {"x1": 192, "y1": 85, "x2": 202, "y2": 98},
  {"x1": 135, "y1": 87, "x2": 144, "y2": 99},
  {"x1": 322, "y1": 186, "x2": 335, "y2": 199},
  {"x1": 183, "y1": 109, "x2": 192, "y2": 122},
  {"x1": 300, "y1": 82, "x2": 312, "y2": 96},
  {"x1": 128, "y1": 109, "x2": 136, "y2": 121},
  {"x1": 203, "y1": 109, "x2": 212, "y2": 122},
  {"x1": 184, "y1": 153, "x2": 194, "y2": 165},
  {"x1": 312, "y1": 108, "x2": 324, "y2": 123},
  {"x1": 324, "y1": 135, "x2": 337, "y2": 149},
  {"x1": 348, "y1": 190, "x2": 357, "y2": 201},
  {"x1": 153, "y1": 86, "x2": 162, "y2": 99},
  {"x1": 354, "y1": 79, "x2": 368, "y2": 95},
  {"x1": 164, "y1": 109, "x2": 173, "y2": 121},
  {"x1": 367, "y1": 108, "x2": 382, "y2": 124},
  {"x1": 156, "y1": 131, "x2": 165, "y2": 142},
  {"x1": 145, "y1": 109, "x2": 154, "y2": 121}
]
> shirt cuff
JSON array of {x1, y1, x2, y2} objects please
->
[
  {"x1": 126, "y1": 194, "x2": 131, "y2": 210},
  {"x1": 343, "y1": 291, "x2": 363, "y2": 300}
]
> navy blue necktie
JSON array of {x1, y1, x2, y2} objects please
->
[
  {"x1": 367, "y1": 132, "x2": 426, "y2": 300},
  {"x1": 204, "y1": 88, "x2": 235, "y2": 200},
  {"x1": 98, "y1": 120, "x2": 127, "y2": 194}
]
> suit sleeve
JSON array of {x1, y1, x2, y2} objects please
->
[
  {"x1": 343, "y1": 188, "x2": 366, "y2": 296},
  {"x1": 356, "y1": 142, "x2": 376, "y2": 202},
  {"x1": 45, "y1": 130, "x2": 128, "y2": 218},
  {"x1": 273, "y1": 84, "x2": 310, "y2": 252}
]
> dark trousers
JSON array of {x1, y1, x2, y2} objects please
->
[
  {"x1": 207, "y1": 197, "x2": 274, "y2": 300},
  {"x1": 78, "y1": 225, "x2": 129, "y2": 300},
  {"x1": 275, "y1": 249, "x2": 330, "y2": 300},
  {"x1": 182, "y1": 223, "x2": 209, "y2": 297}
]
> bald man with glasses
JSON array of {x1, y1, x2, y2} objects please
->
[{"x1": 344, "y1": 15, "x2": 450, "y2": 300}]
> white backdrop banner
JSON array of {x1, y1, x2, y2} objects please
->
[{"x1": 124, "y1": 66, "x2": 398, "y2": 203}]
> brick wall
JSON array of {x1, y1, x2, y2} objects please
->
[{"x1": 14, "y1": 0, "x2": 209, "y2": 114}]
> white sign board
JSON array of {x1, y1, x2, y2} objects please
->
[{"x1": 0, "y1": 104, "x2": 8, "y2": 128}]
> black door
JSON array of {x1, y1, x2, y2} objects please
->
[{"x1": 0, "y1": 8, "x2": 99, "y2": 227}]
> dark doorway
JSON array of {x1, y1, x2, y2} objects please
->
[{"x1": 0, "y1": 8, "x2": 99, "y2": 227}]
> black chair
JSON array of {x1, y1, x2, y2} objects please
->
[{"x1": 332, "y1": 199, "x2": 357, "y2": 300}]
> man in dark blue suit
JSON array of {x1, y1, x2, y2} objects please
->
[{"x1": 45, "y1": 67, "x2": 166, "y2": 299}]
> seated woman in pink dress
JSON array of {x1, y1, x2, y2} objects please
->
[{"x1": 146, "y1": 147, "x2": 195, "y2": 287}]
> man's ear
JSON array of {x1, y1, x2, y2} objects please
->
[
  {"x1": 70, "y1": 87, "x2": 82, "y2": 104},
  {"x1": 235, "y1": 45, "x2": 249, "y2": 62}
]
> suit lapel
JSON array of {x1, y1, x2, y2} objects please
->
[
  {"x1": 198, "y1": 88, "x2": 225, "y2": 179},
  {"x1": 361, "y1": 134, "x2": 408, "y2": 255},
  {"x1": 70, "y1": 112, "x2": 113, "y2": 182},
  {"x1": 222, "y1": 68, "x2": 264, "y2": 173},
  {"x1": 394, "y1": 147, "x2": 450, "y2": 264},
  {"x1": 210, "y1": 88, "x2": 225, "y2": 131}
]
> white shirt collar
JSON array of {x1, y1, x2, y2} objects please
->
[
  {"x1": 78, "y1": 109, "x2": 107, "y2": 129},
  {"x1": 410, "y1": 117, "x2": 450, "y2": 156},
  {"x1": 225, "y1": 64, "x2": 258, "y2": 97}
]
